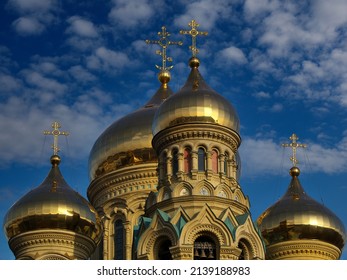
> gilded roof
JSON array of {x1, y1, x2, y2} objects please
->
[
  {"x1": 257, "y1": 167, "x2": 345, "y2": 250},
  {"x1": 88, "y1": 83, "x2": 173, "y2": 180},
  {"x1": 3, "y1": 155, "x2": 102, "y2": 242},
  {"x1": 152, "y1": 58, "x2": 240, "y2": 136}
]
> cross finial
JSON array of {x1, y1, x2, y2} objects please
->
[
  {"x1": 146, "y1": 26, "x2": 183, "y2": 71},
  {"x1": 180, "y1": 19, "x2": 208, "y2": 57},
  {"x1": 43, "y1": 121, "x2": 69, "y2": 155},
  {"x1": 282, "y1": 133, "x2": 307, "y2": 167}
]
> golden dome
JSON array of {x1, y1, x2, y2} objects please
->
[
  {"x1": 3, "y1": 155, "x2": 102, "y2": 242},
  {"x1": 88, "y1": 82, "x2": 173, "y2": 180},
  {"x1": 152, "y1": 58, "x2": 240, "y2": 136},
  {"x1": 257, "y1": 167, "x2": 345, "y2": 250}
]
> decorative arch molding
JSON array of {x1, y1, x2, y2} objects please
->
[
  {"x1": 171, "y1": 182, "x2": 193, "y2": 197},
  {"x1": 234, "y1": 216, "x2": 265, "y2": 260},
  {"x1": 180, "y1": 204, "x2": 233, "y2": 247},
  {"x1": 194, "y1": 180, "x2": 215, "y2": 196},
  {"x1": 136, "y1": 211, "x2": 178, "y2": 260},
  {"x1": 215, "y1": 183, "x2": 233, "y2": 199}
]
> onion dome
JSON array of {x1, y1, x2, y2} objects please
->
[
  {"x1": 3, "y1": 155, "x2": 102, "y2": 243},
  {"x1": 88, "y1": 71, "x2": 173, "y2": 181},
  {"x1": 152, "y1": 57, "x2": 240, "y2": 136},
  {"x1": 257, "y1": 166, "x2": 345, "y2": 251}
]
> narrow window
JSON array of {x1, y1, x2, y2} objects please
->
[
  {"x1": 172, "y1": 149, "x2": 178, "y2": 175},
  {"x1": 114, "y1": 220, "x2": 124, "y2": 259},
  {"x1": 224, "y1": 152, "x2": 229, "y2": 175},
  {"x1": 184, "y1": 147, "x2": 192, "y2": 173},
  {"x1": 198, "y1": 147, "x2": 206, "y2": 171},
  {"x1": 211, "y1": 150, "x2": 218, "y2": 173}
]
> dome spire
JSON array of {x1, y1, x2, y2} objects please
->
[
  {"x1": 146, "y1": 26, "x2": 182, "y2": 87},
  {"x1": 43, "y1": 121, "x2": 69, "y2": 166},
  {"x1": 281, "y1": 133, "x2": 307, "y2": 168},
  {"x1": 43, "y1": 121, "x2": 69, "y2": 156},
  {"x1": 180, "y1": 19, "x2": 208, "y2": 68}
]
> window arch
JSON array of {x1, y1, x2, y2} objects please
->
[
  {"x1": 114, "y1": 219, "x2": 124, "y2": 260},
  {"x1": 172, "y1": 149, "x2": 178, "y2": 175},
  {"x1": 184, "y1": 147, "x2": 192, "y2": 173},
  {"x1": 211, "y1": 149, "x2": 218, "y2": 173},
  {"x1": 198, "y1": 147, "x2": 206, "y2": 171},
  {"x1": 156, "y1": 238, "x2": 173, "y2": 260}
]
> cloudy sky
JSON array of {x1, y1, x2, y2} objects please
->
[{"x1": 1, "y1": 0, "x2": 347, "y2": 260}]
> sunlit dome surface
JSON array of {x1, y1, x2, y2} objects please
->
[
  {"x1": 257, "y1": 167, "x2": 345, "y2": 250},
  {"x1": 152, "y1": 58, "x2": 240, "y2": 136},
  {"x1": 89, "y1": 82, "x2": 173, "y2": 181},
  {"x1": 4, "y1": 155, "x2": 102, "y2": 242}
]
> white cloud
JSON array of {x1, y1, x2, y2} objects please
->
[
  {"x1": 240, "y1": 135, "x2": 347, "y2": 177},
  {"x1": 174, "y1": 0, "x2": 233, "y2": 29},
  {"x1": 0, "y1": 73, "x2": 21, "y2": 93},
  {"x1": 219, "y1": 46, "x2": 248, "y2": 65},
  {"x1": 7, "y1": 0, "x2": 59, "y2": 36},
  {"x1": 108, "y1": 0, "x2": 155, "y2": 28},
  {"x1": 7, "y1": 0, "x2": 56, "y2": 14},
  {"x1": 22, "y1": 70, "x2": 67, "y2": 95},
  {"x1": 12, "y1": 17, "x2": 45, "y2": 36},
  {"x1": 66, "y1": 16, "x2": 98, "y2": 38},
  {"x1": 86, "y1": 47, "x2": 130, "y2": 72},
  {"x1": 68, "y1": 65, "x2": 97, "y2": 84},
  {"x1": 254, "y1": 91, "x2": 270, "y2": 99}
]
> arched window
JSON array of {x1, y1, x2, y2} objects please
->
[
  {"x1": 211, "y1": 150, "x2": 218, "y2": 173},
  {"x1": 114, "y1": 219, "x2": 124, "y2": 259},
  {"x1": 224, "y1": 152, "x2": 229, "y2": 176},
  {"x1": 198, "y1": 147, "x2": 206, "y2": 171},
  {"x1": 184, "y1": 147, "x2": 192, "y2": 173},
  {"x1": 162, "y1": 152, "x2": 167, "y2": 175},
  {"x1": 172, "y1": 149, "x2": 178, "y2": 175},
  {"x1": 157, "y1": 238, "x2": 173, "y2": 260},
  {"x1": 194, "y1": 236, "x2": 217, "y2": 260},
  {"x1": 238, "y1": 239, "x2": 251, "y2": 260}
]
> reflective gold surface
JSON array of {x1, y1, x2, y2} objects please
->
[
  {"x1": 257, "y1": 167, "x2": 345, "y2": 249},
  {"x1": 4, "y1": 156, "x2": 102, "y2": 241},
  {"x1": 152, "y1": 60, "x2": 240, "y2": 136},
  {"x1": 89, "y1": 84, "x2": 173, "y2": 180}
]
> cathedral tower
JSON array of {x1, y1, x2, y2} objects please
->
[
  {"x1": 135, "y1": 20, "x2": 265, "y2": 260},
  {"x1": 87, "y1": 27, "x2": 180, "y2": 259}
]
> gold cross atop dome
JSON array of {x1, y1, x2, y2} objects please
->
[
  {"x1": 180, "y1": 19, "x2": 208, "y2": 57},
  {"x1": 282, "y1": 133, "x2": 307, "y2": 167},
  {"x1": 43, "y1": 121, "x2": 69, "y2": 155},
  {"x1": 146, "y1": 26, "x2": 182, "y2": 71}
]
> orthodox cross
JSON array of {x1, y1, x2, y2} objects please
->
[
  {"x1": 146, "y1": 26, "x2": 182, "y2": 71},
  {"x1": 180, "y1": 19, "x2": 208, "y2": 57},
  {"x1": 43, "y1": 121, "x2": 69, "y2": 155},
  {"x1": 282, "y1": 133, "x2": 307, "y2": 166}
]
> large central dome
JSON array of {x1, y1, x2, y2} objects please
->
[
  {"x1": 89, "y1": 75, "x2": 173, "y2": 181},
  {"x1": 152, "y1": 58, "x2": 240, "y2": 136}
]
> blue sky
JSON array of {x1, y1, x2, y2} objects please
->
[{"x1": 1, "y1": 0, "x2": 347, "y2": 260}]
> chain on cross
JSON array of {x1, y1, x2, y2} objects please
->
[
  {"x1": 146, "y1": 26, "x2": 182, "y2": 71},
  {"x1": 282, "y1": 133, "x2": 307, "y2": 167},
  {"x1": 180, "y1": 19, "x2": 208, "y2": 57},
  {"x1": 43, "y1": 121, "x2": 69, "y2": 155}
]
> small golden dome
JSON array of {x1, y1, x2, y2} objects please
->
[
  {"x1": 257, "y1": 167, "x2": 345, "y2": 250},
  {"x1": 152, "y1": 60, "x2": 240, "y2": 136},
  {"x1": 3, "y1": 156, "x2": 102, "y2": 242},
  {"x1": 88, "y1": 83, "x2": 173, "y2": 180}
]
